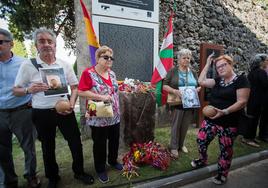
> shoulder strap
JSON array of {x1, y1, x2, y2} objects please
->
[
  {"x1": 171, "y1": 66, "x2": 178, "y2": 78},
  {"x1": 190, "y1": 68, "x2": 198, "y2": 80},
  {"x1": 30, "y1": 58, "x2": 42, "y2": 71}
]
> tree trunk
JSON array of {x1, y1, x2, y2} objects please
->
[{"x1": 74, "y1": 0, "x2": 92, "y2": 140}]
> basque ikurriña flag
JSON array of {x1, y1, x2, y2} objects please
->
[
  {"x1": 80, "y1": 0, "x2": 100, "y2": 66},
  {"x1": 151, "y1": 13, "x2": 174, "y2": 106}
]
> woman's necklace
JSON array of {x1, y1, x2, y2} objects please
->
[
  {"x1": 95, "y1": 66, "x2": 109, "y2": 79},
  {"x1": 178, "y1": 67, "x2": 188, "y2": 86},
  {"x1": 225, "y1": 73, "x2": 237, "y2": 83},
  {"x1": 220, "y1": 73, "x2": 237, "y2": 86}
]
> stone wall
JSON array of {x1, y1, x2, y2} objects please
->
[{"x1": 160, "y1": 0, "x2": 268, "y2": 73}]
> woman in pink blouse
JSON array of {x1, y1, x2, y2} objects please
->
[{"x1": 78, "y1": 46, "x2": 122, "y2": 184}]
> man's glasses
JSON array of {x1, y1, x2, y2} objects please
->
[
  {"x1": 100, "y1": 55, "x2": 114, "y2": 61},
  {"x1": 0, "y1": 40, "x2": 11, "y2": 45}
]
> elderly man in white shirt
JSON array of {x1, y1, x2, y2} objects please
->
[{"x1": 13, "y1": 28, "x2": 94, "y2": 188}]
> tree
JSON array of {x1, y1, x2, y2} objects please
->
[
  {"x1": 12, "y1": 40, "x2": 27, "y2": 57},
  {"x1": 0, "y1": 0, "x2": 75, "y2": 50},
  {"x1": 28, "y1": 41, "x2": 37, "y2": 58}
]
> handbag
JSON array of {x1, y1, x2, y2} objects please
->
[
  {"x1": 167, "y1": 68, "x2": 188, "y2": 106},
  {"x1": 86, "y1": 71, "x2": 114, "y2": 118},
  {"x1": 167, "y1": 93, "x2": 182, "y2": 105},
  {"x1": 86, "y1": 100, "x2": 114, "y2": 117}
]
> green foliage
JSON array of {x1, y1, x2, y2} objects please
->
[
  {"x1": 73, "y1": 60, "x2": 78, "y2": 75},
  {"x1": 28, "y1": 41, "x2": 37, "y2": 58},
  {"x1": 12, "y1": 40, "x2": 27, "y2": 57},
  {"x1": 0, "y1": 0, "x2": 75, "y2": 49}
]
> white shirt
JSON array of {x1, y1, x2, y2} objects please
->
[{"x1": 15, "y1": 56, "x2": 78, "y2": 109}]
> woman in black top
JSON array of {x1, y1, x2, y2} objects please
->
[
  {"x1": 244, "y1": 54, "x2": 268, "y2": 145},
  {"x1": 191, "y1": 54, "x2": 250, "y2": 185}
]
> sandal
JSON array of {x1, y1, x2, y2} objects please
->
[
  {"x1": 191, "y1": 159, "x2": 206, "y2": 168},
  {"x1": 212, "y1": 175, "x2": 227, "y2": 185},
  {"x1": 170, "y1": 149, "x2": 179, "y2": 159},
  {"x1": 242, "y1": 138, "x2": 260, "y2": 148},
  {"x1": 246, "y1": 141, "x2": 260, "y2": 148}
]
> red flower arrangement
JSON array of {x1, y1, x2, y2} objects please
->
[
  {"x1": 118, "y1": 79, "x2": 155, "y2": 93},
  {"x1": 122, "y1": 141, "x2": 171, "y2": 180}
]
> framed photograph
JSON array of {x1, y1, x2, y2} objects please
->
[
  {"x1": 179, "y1": 86, "x2": 200, "y2": 108},
  {"x1": 39, "y1": 67, "x2": 68, "y2": 97}
]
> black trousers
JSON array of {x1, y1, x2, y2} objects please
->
[
  {"x1": 259, "y1": 107, "x2": 268, "y2": 139},
  {"x1": 91, "y1": 123, "x2": 120, "y2": 173},
  {"x1": 32, "y1": 109, "x2": 84, "y2": 180},
  {"x1": 244, "y1": 106, "x2": 268, "y2": 140}
]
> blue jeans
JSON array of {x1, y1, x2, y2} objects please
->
[{"x1": 0, "y1": 108, "x2": 37, "y2": 185}]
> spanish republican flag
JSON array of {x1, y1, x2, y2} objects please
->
[
  {"x1": 80, "y1": 0, "x2": 100, "y2": 66},
  {"x1": 151, "y1": 13, "x2": 174, "y2": 106}
]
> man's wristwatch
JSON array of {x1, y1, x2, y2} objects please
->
[
  {"x1": 24, "y1": 87, "x2": 30, "y2": 94},
  {"x1": 222, "y1": 109, "x2": 229, "y2": 115}
]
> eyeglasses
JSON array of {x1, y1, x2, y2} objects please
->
[
  {"x1": 216, "y1": 63, "x2": 228, "y2": 70},
  {"x1": 0, "y1": 40, "x2": 11, "y2": 45},
  {"x1": 100, "y1": 55, "x2": 114, "y2": 61}
]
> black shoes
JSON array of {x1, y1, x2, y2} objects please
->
[
  {"x1": 74, "y1": 173, "x2": 94, "y2": 185},
  {"x1": 46, "y1": 173, "x2": 94, "y2": 187},
  {"x1": 27, "y1": 176, "x2": 41, "y2": 188},
  {"x1": 47, "y1": 180, "x2": 57, "y2": 188},
  {"x1": 47, "y1": 175, "x2": 61, "y2": 188},
  {"x1": 3, "y1": 182, "x2": 18, "y2": 188},
  {"x1": 97, "y1": 172, "x2": 109, "y2": 184}
]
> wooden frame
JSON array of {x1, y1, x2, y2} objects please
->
[{"x1": 198, "y1": 43, "x2": 224, "y2": 126}]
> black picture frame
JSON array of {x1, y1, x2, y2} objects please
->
[
  {"x1": 204, "y1": 48, "x2": 222, "y2": 101},
  {"x1": 39, "y1": 67, "x2": 69, "y2": 97}
]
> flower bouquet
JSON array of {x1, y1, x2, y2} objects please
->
[
  {"x1": 118, "y1": 78, "x2": 155, "y2": 93},
  {"x1": 122, "y1": 141, "x2": 171, "y2": 180}
]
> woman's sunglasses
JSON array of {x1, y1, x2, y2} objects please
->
[
  {"x1": 100, "y1": 55, "x2": 114, "y2": 61},
  {"x1": 0, "y1": 40, "x2": 11, "y2": 45}
]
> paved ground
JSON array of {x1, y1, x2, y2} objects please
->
[
  {"x1": 135, "y1": 150, "x2": 268, "y2": 188},
  {"x1": 181, "y1": 158, "x2": 268, "y2": 188}
]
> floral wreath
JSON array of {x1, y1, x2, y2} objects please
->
[{"x1": 122, "y1": 141, "x2": 171, "y2": 180}]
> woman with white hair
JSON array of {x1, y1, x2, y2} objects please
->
[
  {"x1": 243, "y1": 54, "x2": 268, "y2": 145},
  {"x1": 163, "y1": 48, "x2": 200, "y2": 158}
]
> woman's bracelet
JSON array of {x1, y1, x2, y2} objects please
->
[{"x1": 222, "y1": 109, "x2": 230, "y2": 115}]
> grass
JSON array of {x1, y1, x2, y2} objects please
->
[{"x1": 12, "y1": 124, "x2": 268, "y2": 188}]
